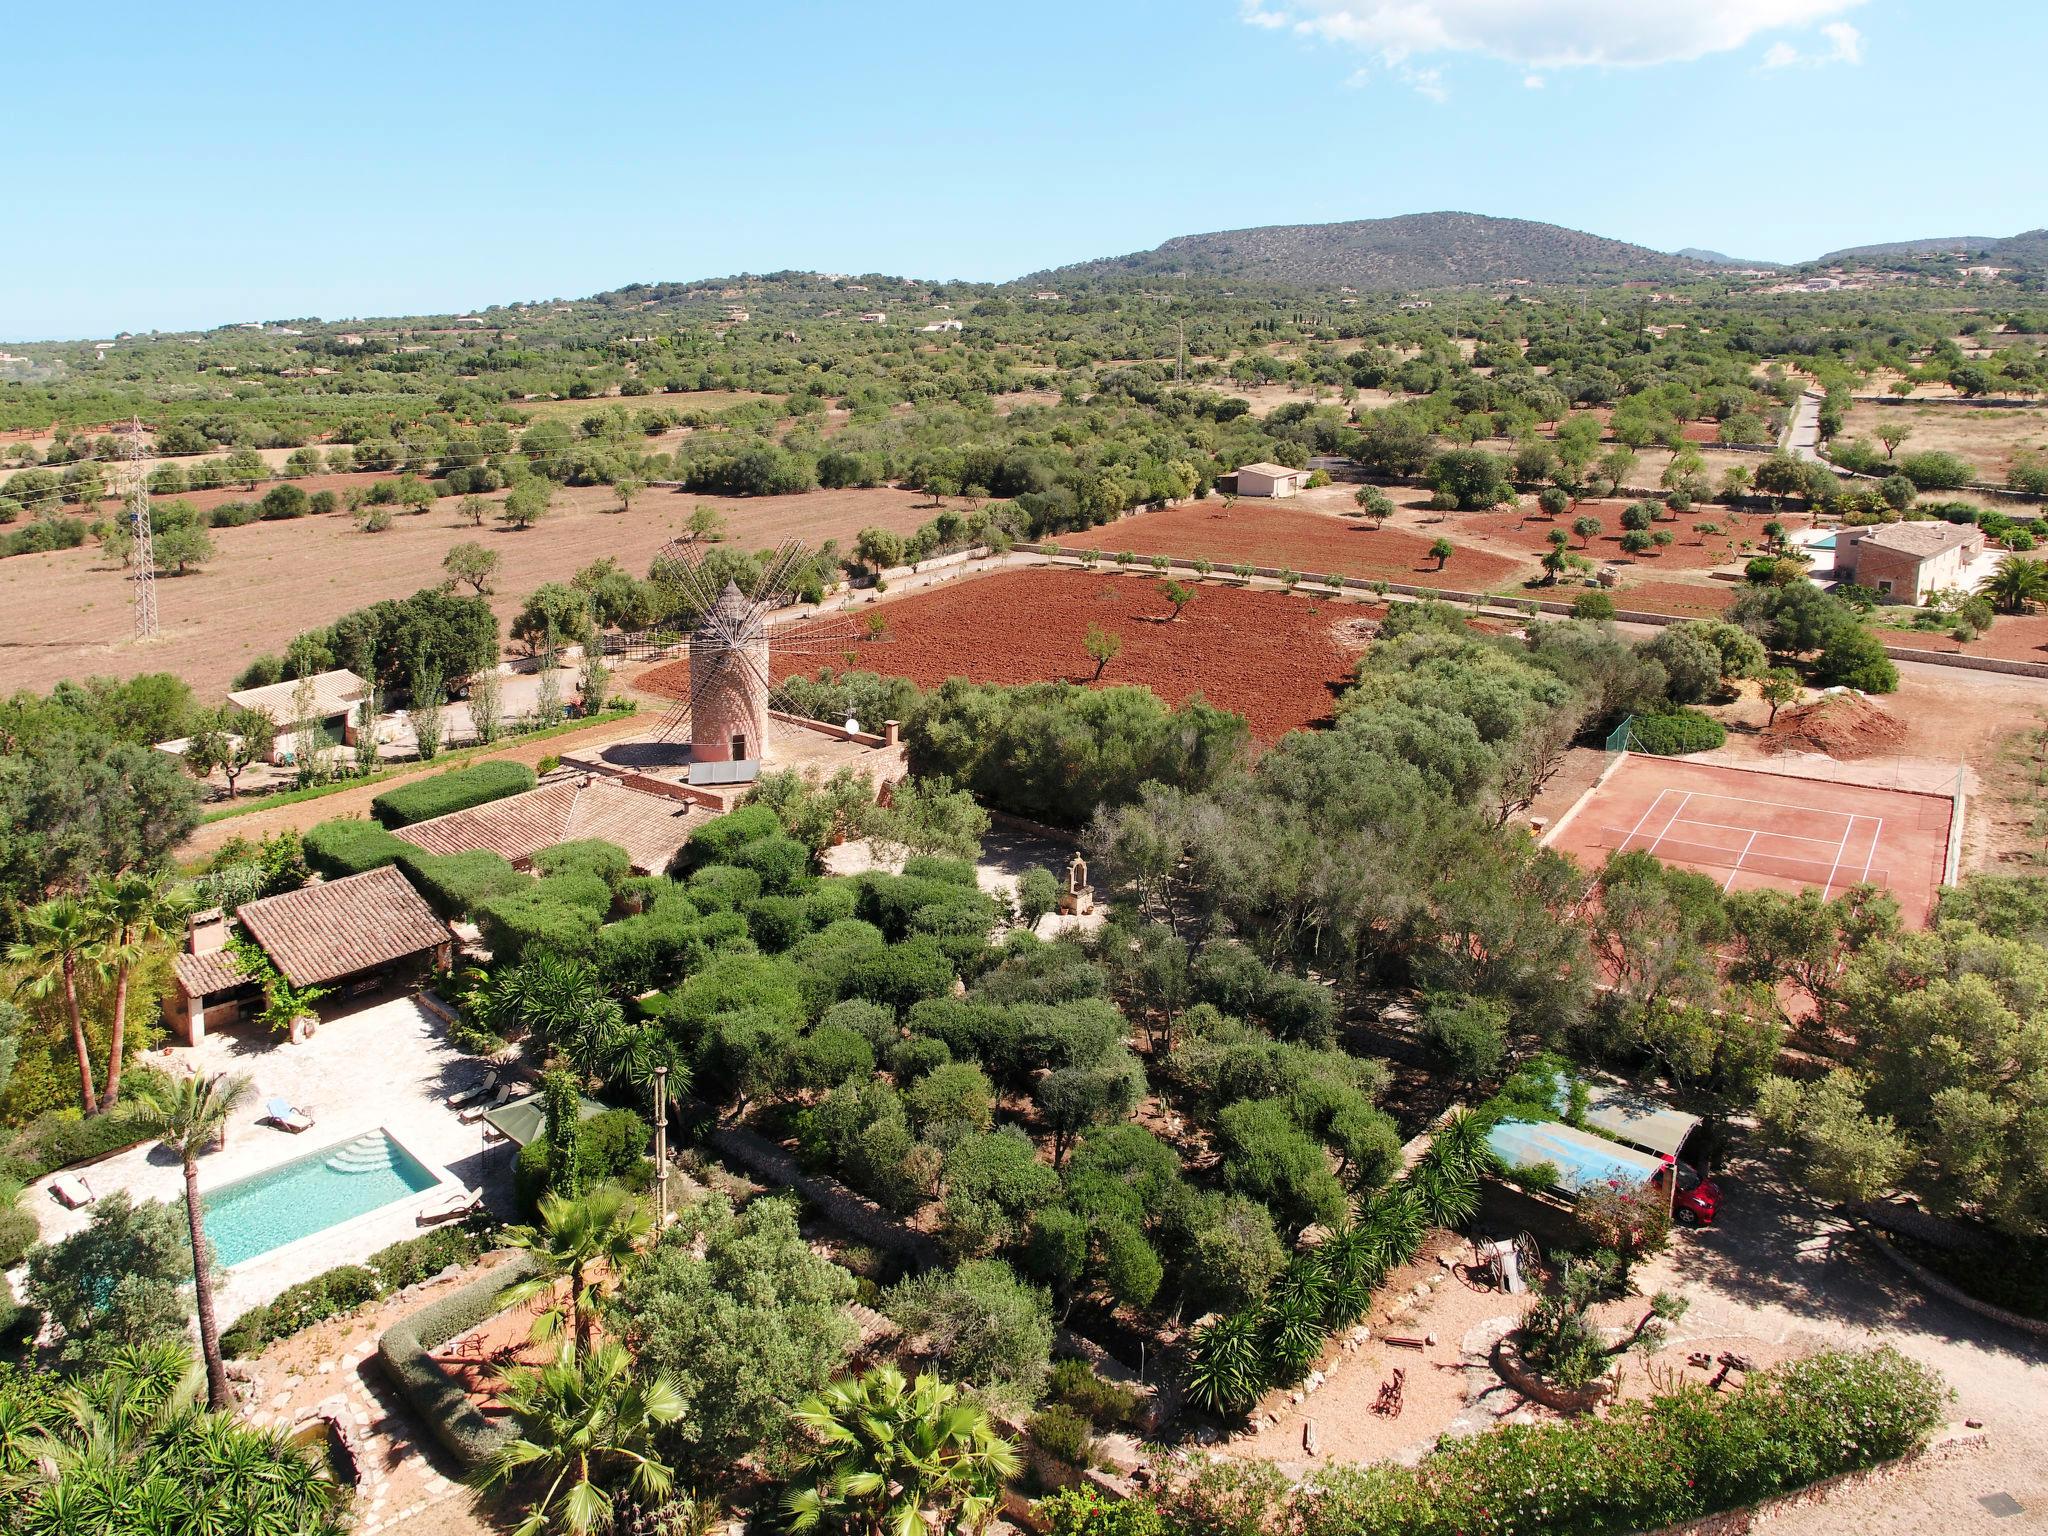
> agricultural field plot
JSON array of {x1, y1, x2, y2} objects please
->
[
  {"x1": 1874, "y1": 610, "x2": 2048, "y2": 664},
  {"x1": 1052, "y1": 498, "x2": 1530, "y2": 591},
  {"x1": 1839, "y1": 399, "x2": 2048, "y2": 484},
  {"x1": 1599, "y1": 577, "x2": 1738, "y2": 618},
  {"x1": 1453, "y1": 499, "x2": 1812, "y2": 574},
  {"x1": 0, "y1": 483, "x2": 938, "y2": 697},
  {"x1": 1546, "y1": 754, "x2": 1953, "y2": 925},
  {"x1": 714, "y1": 565, "x2": 1368, "y2": 745}
]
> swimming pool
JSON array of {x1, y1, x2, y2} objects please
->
[{"x1": 203, "y1": 1129, "x2": 441, "y2": 1267}]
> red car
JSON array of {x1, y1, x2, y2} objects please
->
[{"x1": 1673, "y1": 1162, "x2": 1721, "y2": 1226}]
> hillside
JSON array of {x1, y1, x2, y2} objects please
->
[
  {"x1": 1676, "y1": 247, "x2": 1781, "y2": 269},
  {"x1": 1817, "y1": 229, "x2": 2048, "y2": 264},
  {"x1": 1034, "y1": 212, "x2": 1706, "y2": 289}
]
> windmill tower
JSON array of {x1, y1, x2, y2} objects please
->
[{"x1": 648, "y1": 539, "x2": 871, "y2": 786}]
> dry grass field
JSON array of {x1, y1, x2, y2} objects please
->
[
  {"x1": 1839, "y1": 399, "x2": 2048, "y2": 483},
  {"x1": 0, "y1": 482, "x2": 938, "y2": 698}
]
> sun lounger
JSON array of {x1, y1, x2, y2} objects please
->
[
  {"x1": 261, "y1": 1096, "x2": 314, "y2": 1133},
  {"x1": 457, "y1": 1083, "x2": 515, "y2": 1124},
  {"x1": 416, "y1": 1187, "x2": 483, "y2": 1226},
  {"x1": 49, "y1": 1173, "x2": 94, "y2": 1209},
  {"x1": 444, "y1": 1070, "x2": 499, "y2": 1111}
]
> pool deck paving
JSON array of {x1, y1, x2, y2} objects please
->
[{"x1": 19, "y1": 989, "x2": 518, "y2": 1322}]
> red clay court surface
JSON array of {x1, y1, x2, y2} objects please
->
[{"x1": 1545, "y1": 754, "x2": 1953, "y2": 925}]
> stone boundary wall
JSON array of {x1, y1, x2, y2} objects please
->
[
  {"x1": 703, "y1": 1121, "x2": 941, "y2": 1267},
  {"x1": 1857, "y1": 1222, "x2": 2048, "y2": 1339},
  {"x1": 1018, "y1": 542, "x2": 2048, "y2": 679}
]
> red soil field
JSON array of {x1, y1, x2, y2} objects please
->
[
  {"x1": 1605, "y1": 579, "x2": 1739, "y2": 618},
  {"x1": 1051, "y1": 502, "x2": 1527, "y2": 591},
  {"x1": 1878, "y1": 612, "x2": 2048, "y2": 664},
  {"x1": 648, "y1": 568, "x2": 1368, "y2": 745},
  {"x1": 1455, "y1": 500, "x2": 1810, "y2": 574}
]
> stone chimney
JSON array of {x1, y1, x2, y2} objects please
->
[
  {"x1": 187, "y1": 908, "x2": 228, "y2": 956},
  {"x1": 883, "y1": 719, "x2": 900, "y2": 746}
]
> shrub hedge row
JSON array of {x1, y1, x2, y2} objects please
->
[
  {"x1": 303, "y1": 818, "x2": 408, "y2": 878},
  {"x1": 222, "y1": 1223, "x2": 491, "y2": 1357},
  {"x1": 372, "y1": 760, "x2": 536, "y2": 828},
  {"x1": 377, "y1": 1252, "x2": 536, "y2": 1470},
  {"x1": 1148, "y1": 1347, "x2": 1948, "y2": 1536}
]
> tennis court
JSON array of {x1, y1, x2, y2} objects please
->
[{"x1": 1544, "y1": 754, "x2": 1955, "y2": 925}]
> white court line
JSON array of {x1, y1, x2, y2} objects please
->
[
  {"x1": 1640, "y1": 792, "x2": 1694, "y2": 860},
  {"x1": 1722, "y1": 830, "x2": 1760, "y2": 894},
  {"x1": 1645, "y1": 785, "x2": 1862, "y2": 827},
  {"x1": 1858, "y1": 817, "x2": 1885, "y2": 886},
  {"x1": 1819, "y1": 814, "x2": 1856, "y2": 900},
  {"x1": 1614, "y1": 788, "x2": 1671, "y2": 854},
  {"x1": 1655, "y1": 816, "x2": 1849, "y2": 848}
]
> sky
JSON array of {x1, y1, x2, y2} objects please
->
[{"x1": 3, "y1": 0, "x2": 2043, "y2": 341}]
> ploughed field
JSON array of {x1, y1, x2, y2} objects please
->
[
  {"x1": 654, "y1": 566, "x2": 1370, "y2": 745},
  {"x1": 1050, "y1": 500, "x2": 1527, "y2": 590}
]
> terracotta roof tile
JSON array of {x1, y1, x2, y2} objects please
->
[
  {"x1": 173, "y1": 950, "x2": 248, "y2": 998},
  {"x1": 236, "y1": 865, "x2": 450, "y2": 988},
  {"x1": 394, "y1": 777, "x2": 701, "y2": 875}
]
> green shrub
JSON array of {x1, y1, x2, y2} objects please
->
[
  {"x1": 847, "y1": 934, "x2": 958, "y2": 1013},
  {"x1": 378, "y1": 1255, "x2": 536, "y2": 1468},
  {"x1": 802, "y1": 879, "x2": 860, "y2": 929},
  {"x1": 1571, "y1": 591, "x2": 1616, "y2": 621},
  {"x1": 514, "y1": 1108, "x2": 649, "y2": 1212},
  {"x1": 1048, "y1": 1357, "x2": 1143, "y2": 1428},
  {"x1": 747, "y1": 894, "x2": 808, "y2": 951},
  {"x1": 686, "y1": 863, "x2": 764, "y2": 912},
  {"x1": 683, "y1": 804, "x2": 781, "y2": 868},
  {"x1": 474, "y1": 890, "x2": 601, "y2": 961},
  {"x1": 531, "y1": 839, "x2": 632, "y2": 887},
  {"x1": 2, "y1": 1106, "x2": 154, "y2": 1182},
  {"x1": 303, "y1": 817, "x2": 407, "y2": 877},
  {"x1": 1028, "y1": 1403, "x2": 1097, "y2": 1468},
  {"x1": 368, "y1": 1224, "x2": 488, "y2": 1292},
  {"x1": 733, "y1": 833, "x2": 812, "y2": 893},
  {"x1": 1814, "y1": 624, "x2": 1899, "y2": 694},
  {"x1": 396, "y1": 847, "x2": 529, "y2": 918},
  {"x1": 1033, "y1": 1488, "x2": 1167, "y2": 1536},
  {"x1": 0, "y1": 1206, "x2": 38, "y2": 1269},
  {"x1": 222, "y1": 1265, "x2": 380, "y2": 1358},
  {"x1": 372, "y1": 760, "x2": 536, "y2": 828},
  {"x1": 1628, "y1": 708, "x2": 1726, "y2": 756}
]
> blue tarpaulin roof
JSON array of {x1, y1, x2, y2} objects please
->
[{"x1": 1487, "y1": 1119, "x2": 1665, "y2": 1198}]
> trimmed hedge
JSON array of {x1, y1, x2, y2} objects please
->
[
  {"x1": 0, "y1": 1106, "x2": 155, "y2": 1186},
  {"x1": 681, "y1": 804, "x2": 781, "y2": 869},
  {"x1": 303, "y1": 817, "x2": 408, "y2": 878},
  {"x1": 532, "y1": 839, "x2": 632, "y2": 887},
  {"x1": 397, "y1": 848, "x2": 530, "y2": 918},
  {"x1": 1153, "y1": 1347, "x2": 1948, "y2": 1536},
  {"x1": 372, "y1": 760, "x2": 536, "y2": 828},
  {"x1": 1630, "y1": 707, "x2": 1727, "y2": 756},
  {"x1": 0, "y1": 1206, "x2": 39, "y2": 1269},
  {"x1": 222, "y1": 1223, "x2": 491, "y2": 1357},
  {"x1": 377, "y1": 1253, "x2": 536, "y2": 1469}
]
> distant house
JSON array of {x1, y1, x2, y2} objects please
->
[
  {"x1": 919, "y1": 320, "x2": 963, "y2": 333},
  {"x1": 225, "y1": 669, "x2": 369, "y2": 764},
  {"x1": 857, "y1": 312, "x2": 888, "y2": 325},
  {"x1": 393, "y1": 774, "x2": 703, "y2": 877},
  {"x1": 1031, "y1": 291, "x2": 1060, "y2": 301},
  {"x1": 1834, "y1": 521, "x2": 1988, "y2": 605},
  {"x1": 1231, "y1": 462, "x2": 1310, "y2": 498},
  {"x1": 165, "y1": 866, "x2": 453, "y2": 1044}
]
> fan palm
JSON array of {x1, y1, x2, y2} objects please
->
[
  {"x1": 8, "y1": 897, "x2": 104, "y2": 1115},
  {"x1": 89, "y1": 872, "x2": 188, "y2": 1108},
  {"x1": 1986, "y1": 553, "x2": 2048, "y2": 614},
  {"x1": 475, "y1": 1340, "x2": 683, "y2": 1536},
  {"x1": 129, "y1": 1072, "x2": 253, "y2": 1410},
  {"x1": 498, "y1": 1187, "x2": 651, "y2": 1356},
  {"x1": 784, "y1": 1365, "x2": 1017, "y2": 1536}
]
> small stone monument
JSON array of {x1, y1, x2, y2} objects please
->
[{"x1": 1056, "y1": 854, "x2": 1094, "y2": 916}]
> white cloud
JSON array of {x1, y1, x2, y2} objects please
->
[
  {"x1": 1242, "y1": 0, "x2": 1867, "y2": 70},
  {"x1": 1761, "y1": 19, "x2": 1862, "y2": 68},
  {"x1": 1523, "y1": 73, "x2": 1545, "y2": 88}
]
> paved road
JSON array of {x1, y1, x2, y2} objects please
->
[
  {"x1": 1784, "y1": 389, "x2": 1826, "y2": 463},
  {"x1": 1640, "y1": 1152, "x2": 2047, "y2": 1533}
]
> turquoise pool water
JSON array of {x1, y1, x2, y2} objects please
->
[
  {"x1": 203, "y1": 1130, "x2": 440, "y2": 1267},
  {"x1": 1812, "y1": 532, "x2": 1838, "y2": 549}
]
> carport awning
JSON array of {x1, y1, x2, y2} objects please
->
[
  {"x1": 1486, "y1": 1119, "x2": 1665, "y2": 1197},
  {"x1": 481, "y1": 1092, "x2": 610, "y2": 1147}
]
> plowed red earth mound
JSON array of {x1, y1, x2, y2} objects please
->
[
  {"x1": 1762, "y1": 692, "x2": 1908, "y2": 760},
  {"x1": 1051, "y1": 502, "x2": 1526, "y2": 590},
  {"x1": 645, "y1": 569, "x2": 1370, "y2": 745}
]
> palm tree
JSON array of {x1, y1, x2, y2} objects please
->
[
  {"x1": 1986, "y1": 553, "x2": 2048, "y2": 614},
  {"x1": 498, "y1": 1188, "x2": 651, "y2": 1356},
  {"x1": 8, "y1": 897, "x2": 104, "y2": 1115},
  {"x1": 1, "y1": 1339, "x2": 345, "y2": 1533},
  {"x1": 89, "y1": 872, "x2": 188, "y2": 1108},
  {"x1": 476, "y1": 1341, "x2": 683, "y2": 1536},
  {"x1": 130, "y1": 1071, "x2": 252, "y2": 1410},
  {"x1": 785, "y1": 1366, "x2": 1018, "y2": 1536}
]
